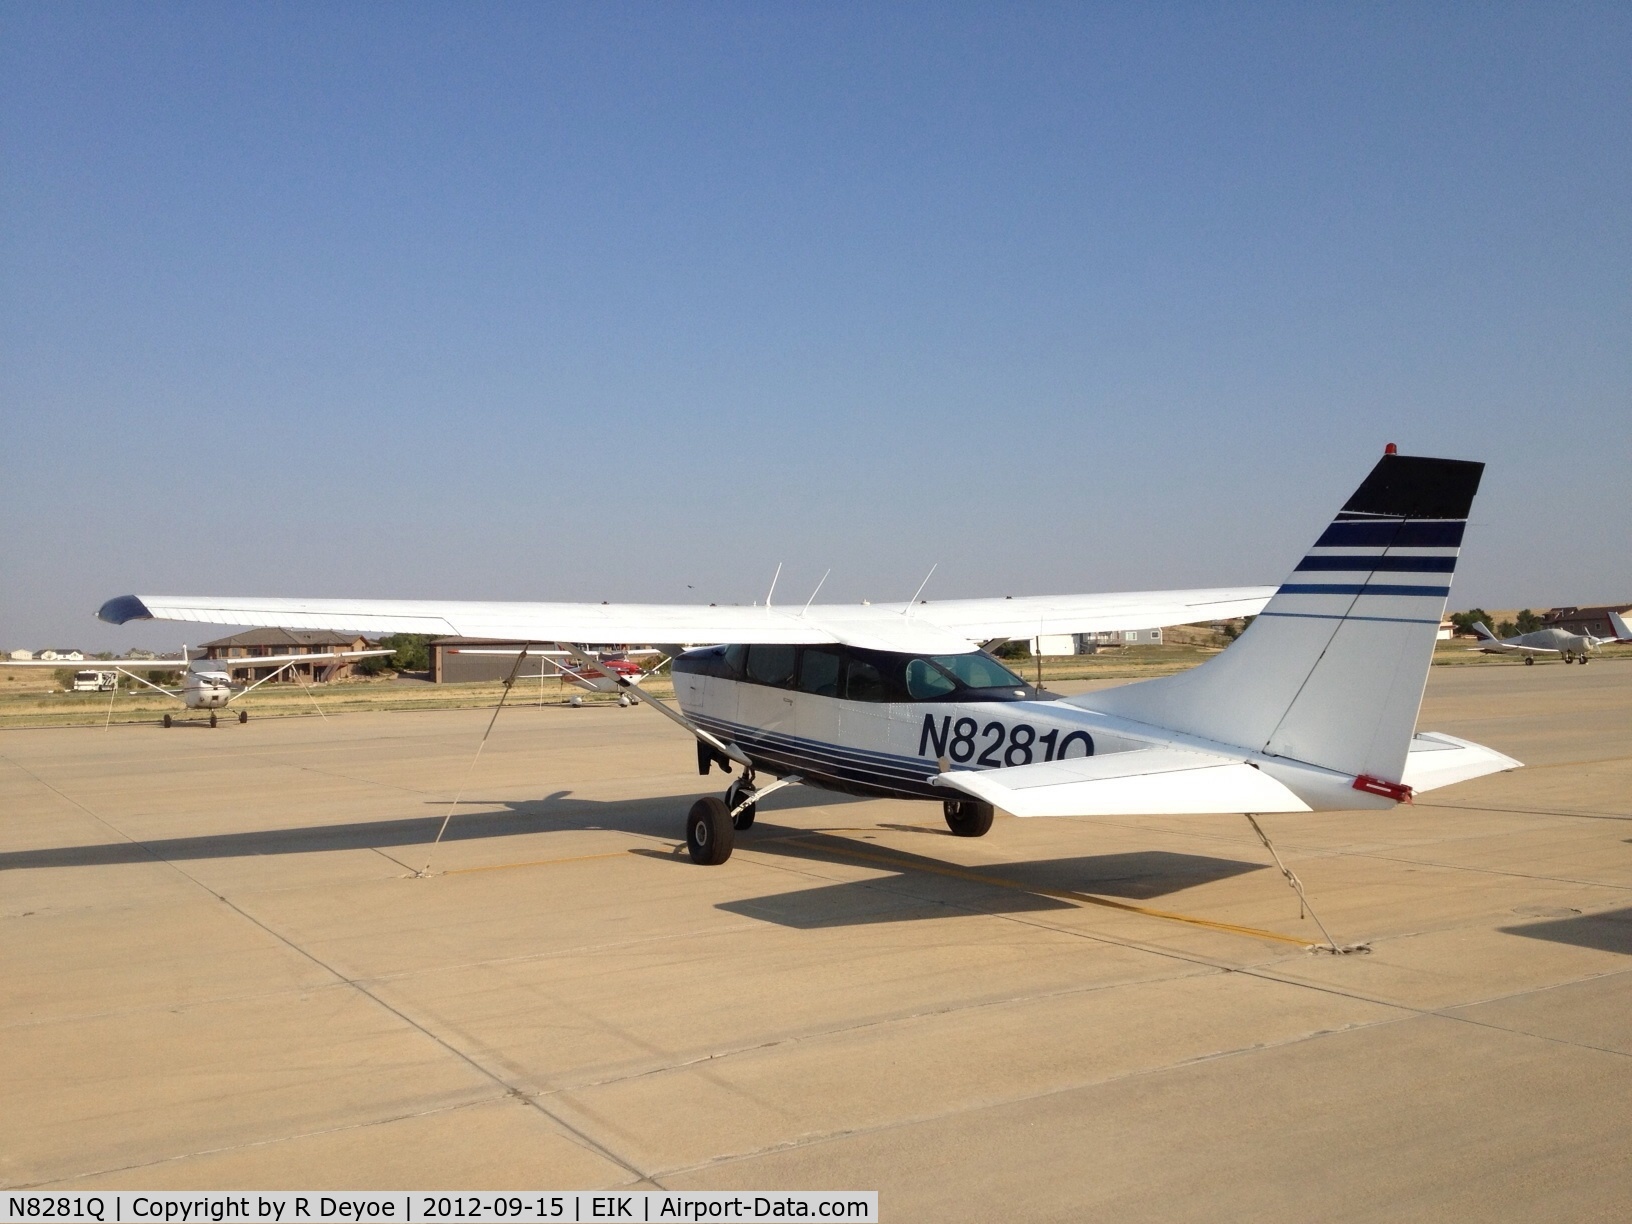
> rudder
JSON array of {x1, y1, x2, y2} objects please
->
[{"x1": 1073, "y1": 451, "x2": 1484, "y2": 785}]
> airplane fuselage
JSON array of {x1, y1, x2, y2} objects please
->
[
  {"x1": 677, "y1": 644, "x2": 1147, "y2": 801},
  {"x1": 184, "y1": 671, "x2": 235, "y2": 708}
]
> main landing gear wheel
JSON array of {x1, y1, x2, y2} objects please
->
[
  {"x1": 1524, "y1": 656, "x2": 1535, "y2": 665},
  {"x1": 725, "y1": 777, "x2": 757, "y2": 830},
  {"x1": 944, "y1": 798, "x2": 994, "y2": 838},
  {"x1": 162, "y1": 713, "x2": 172, "y2": 728},
  {"x1": 209, "y1": 711, "x2": 218, "y2": 728},
  {"x1": 686, "y1": 796, "x2": 735, "y2": 865},
  {"x1": 238, "y1": 710, "x2": 249, "y2": 723}
]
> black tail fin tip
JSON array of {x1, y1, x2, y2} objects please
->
[{"x1": 1341, "y1": 454, "x2": 1484, "y2": 520}]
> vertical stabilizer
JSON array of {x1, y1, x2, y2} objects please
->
[{"x1": 1074, "y1": 452, "x2": 1484, "y2": 784}]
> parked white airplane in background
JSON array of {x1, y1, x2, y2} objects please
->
[
  {"x1": 2, "y1": 647, "x2": 390, "y2": 725},
  {"x1": 1468, "y1": 614, "x2": 1632, "y2": 664},
  {"x1": 97, "y1": 448, "x2": 1515, "y2": 888}
]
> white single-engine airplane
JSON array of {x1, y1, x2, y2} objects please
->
[
  {"x1": 1468, "y1": 614, "x2": 1632, "y2": 665},
  {"x1": 96, "y1": 449, "x2": 1517, "y2": 874},
  {"x1": 2, "y1": 647, "x2": 390, "y2": 726}
]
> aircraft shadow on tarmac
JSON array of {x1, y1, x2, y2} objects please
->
[
  {"x1": 1499, "y1": 906, "x2": 1632, "y2": 956},
  {"x1": 0, "y1": 787, "x2": 850, "y2": 871},
  {"x1": 0, "y1": 787, "x2": 1268, "y2": 928},
  {"x1": 709, "y1": 836, "x2": 1267, "y2": 929}
]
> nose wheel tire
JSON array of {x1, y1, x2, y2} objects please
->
[
  {"x1": 686, "y1": 796, "x2": 735, "y2": 865},
  {"x1": 944, "y1": 798, "x2": 995, "y2": 837},
  {"x1": 725, "y1": 778, "x2": 757, "y2": 830},
  {"x1": 209, "y1": 711, "x2": 218, "y2": 728}
]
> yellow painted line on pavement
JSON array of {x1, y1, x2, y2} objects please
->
[{"x1": 772, "y1": 833, "x2": 1314, "y2": 949}]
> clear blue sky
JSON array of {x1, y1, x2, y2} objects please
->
[{"x1": 3, "y1": 2, "x2": 1628, "y2": 651}]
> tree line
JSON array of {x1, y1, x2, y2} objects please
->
[{"x1": 1448, "y1": 609, "x2": 1545, "y2": 639}]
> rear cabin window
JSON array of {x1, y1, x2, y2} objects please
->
[
  {"x1": 745, "y1": 644, "x2": 796, "y2": 687},
  {"x1": 798, "y1": 648, "x2": 842, "y2": 696}
]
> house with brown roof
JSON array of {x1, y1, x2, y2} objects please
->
[{"x1": 198, "y1": 628, "x2": 374, "y2": 684}]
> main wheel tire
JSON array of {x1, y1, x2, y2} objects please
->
[
  {"x1": 726, "y1": 779, "x2": 757, "y2": 830},
  {"x1": 1580, "y1": 655, "x2": 1590, "y2": 665},
  {"x1": 162, "y1": 713, "x2": 172, "y2": 728},
  {"x1": 1524, "y1": 656, "x2": 1535, "y2": 665},
  {"x1": 238, "y1": 709, "x2": 249, "y2": 723},
  {"x1": 618, "y1": 694, "x2": 631, "y2": 707},
  {"x1": 686, "y1": 796, "x2": 735, "y2": 865},
  {"x1": 209, "y1": 711, "x2": 218, "y2": 727},
  {"x1": 944, "y1": 798, "x2": 994, "y2": 837}
]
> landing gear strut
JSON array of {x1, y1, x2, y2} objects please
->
[
  {"x1": 944, "y1": 798, "x2": 994, "y2": 837},
  {"x1": 685, "y1": 771, "x2": 801, "y2": 864},
  {"x1": 725, "y1": 776, "x2": 757, "y2": 830}
]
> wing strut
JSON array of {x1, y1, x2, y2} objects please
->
[{"x1": 420, "y1": 643, "x2": 538, "y2": 877}]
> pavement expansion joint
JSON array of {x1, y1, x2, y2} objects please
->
[{"x1": 647, "y1": 1012, "x2": 1415, "y2": 1183}]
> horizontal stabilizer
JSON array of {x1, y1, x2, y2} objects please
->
[
  {"x1": 929, "y1": 747, "x2": 1310, "y2": 817},
  {"x1": 1401, "y1": 732, "x2": 1521, "y2": 793}
]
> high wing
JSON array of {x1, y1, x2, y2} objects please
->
[
  {"x1": 200, "y1": 649, "x2": 393, "y2": 671},
  {"x1": 1, "y1": 649, "x2": 390, "y2": 672},
  {"x1": 2, "y1": 657, "x2": 190, "y2": 670},
  {"x1": 97, "y1": 587, "x2": 1274, "y2": 653}
]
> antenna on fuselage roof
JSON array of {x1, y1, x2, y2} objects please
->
[
  {"x1": 800, "y1": 569, "x2": 831, "y2": 617},
  {"x1": 902, "y1": 563, "x2": 938, "y2": 616},
  {"x1": 765, "y1": 562, "x2": 782, "y2": 609}
]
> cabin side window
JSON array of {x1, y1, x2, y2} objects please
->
[
  {"x1": 844, "y1": 657, "x2": 888, "y2": 701},
  {"x1": 904, "y1": 658, "x2": 957, "y2": 699},
  {"x1": 797, "y1": 648, "x2": 843, "y2": 696},
  {"x1": 745, "y1": 644, "x2": 796, "y2": 687}
]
